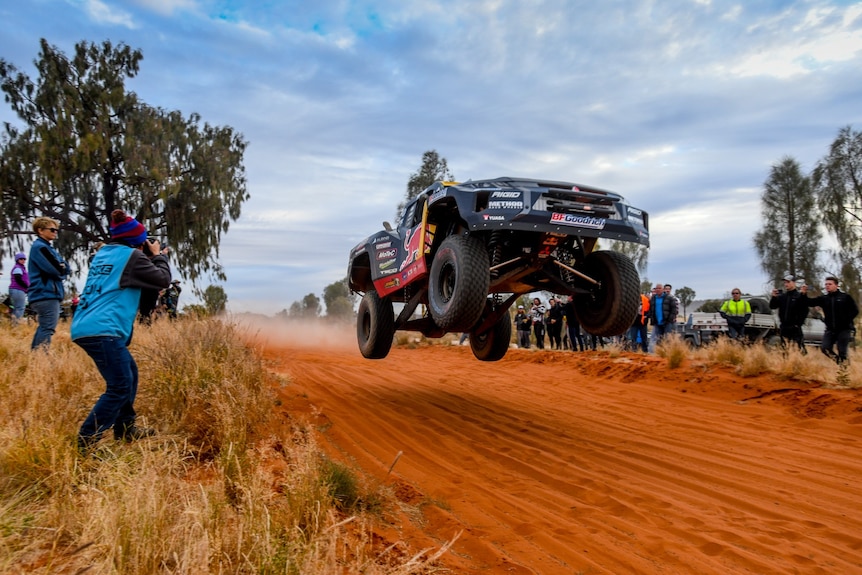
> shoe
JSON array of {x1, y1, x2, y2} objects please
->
[{"x1": 114, "y1": 424, "x2": 156, "y2": 442}]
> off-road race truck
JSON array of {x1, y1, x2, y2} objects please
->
[{"x1": 347, "y1": 177, "x2": 650, "y2": 361}]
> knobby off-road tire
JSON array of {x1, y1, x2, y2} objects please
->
[
  {"x1": 574, "y1": 250, "x2": 640, "y2": 337},
  {"x1": 357, "y1": 291, "x2": 395, "y2": 359},
  {"x1": 470, "y1": 307, "x2": 513, "y2": 362},
  {"x1": 428, "y1": 234, "x2": 490, "y2": 333}
]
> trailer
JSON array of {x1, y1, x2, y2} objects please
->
[{"x1": 681, "y1": 312, "x2": 779, "y2": 346}]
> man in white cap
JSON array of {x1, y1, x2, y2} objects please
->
[
  {"x1": 513, "y1": 304, "x2": 532, "y2": 348},
  {"x1": 770, "y1": 274, "x2": 807, "y2": 351}
]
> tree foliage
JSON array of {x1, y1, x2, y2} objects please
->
[
  {"x1": 812, "y1": 125, "x2": 862, "y2": 301},
  {"x1": 322, "y1": 276, "x2": 355, "y2": 320},
  {"x1": 201, "y1": 285, "x2": 227, "y2": 316},
  {"x1": 674, "y1": 286, "x2": 696, "y2": 317},
  {"x1": 0, "y1": 39, "x2": 248, "y2": 282},
  {"x1": 753, "y1": 156, "x2": 821, "y2": 287},
  {"x1": 395, "y1": 150, "x2": 453, "y2": 221},
  {"x1": 608, "y1": 240, "x2": 648, "y2": 276},
  {"x1": 288, "y1": 293, "x2": 321, "y2": 319}
]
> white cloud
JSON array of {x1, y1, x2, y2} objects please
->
[
  {"x1": 131, "y1": 0, "x2": 196, "y2": 16},
  {"x1": 85, "y1": 0, "x2": 136, "y2": 28}
]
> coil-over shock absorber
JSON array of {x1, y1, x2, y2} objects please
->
[{"x1": 488, "y1": 230, "x2": 503, "y2": 279}]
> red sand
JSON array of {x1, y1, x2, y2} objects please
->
[{"x1": 261, "y1": 329, "x2": 862, "y2": 574}]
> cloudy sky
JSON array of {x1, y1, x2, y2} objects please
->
[{"x1": 2, "y1": 0, "x2": 862, "y2": 313}]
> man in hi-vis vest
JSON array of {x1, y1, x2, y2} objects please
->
[{"x1": 720, "y1": 288, "x2": 752, "y2": 340}]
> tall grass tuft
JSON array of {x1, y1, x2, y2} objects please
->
[
  {"x1": 655, "y1": 334, "x2": 687, "y2": 369},
  {"x1": 0, "y1": 318, "x2": 447, "y2": 574}
]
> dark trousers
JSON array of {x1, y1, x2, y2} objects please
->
[
  {"x1": 76, "y1": 336, "x2": 139, "y2": 444},
  {"x1": 726, "y1": 318, "x2": 746, "y2": 340},
  {"x1": 533, "y1": 323, "x2": 545, "y2": 349},
  {"x1": 517, "y1": 329, "x2": 531, "y2": 348},
  {"x1": 779, "y1": 325, "x2": 805, "y2": 352},
  {"x1": 822, "y1": 328, "x2": 853, "y2": 364},
  {"x1": 547, "y1": 321, "x2": 562, "y2": 349},
  {"x1": 567, "y1": 324, "x2": 584, "y2": 351}
]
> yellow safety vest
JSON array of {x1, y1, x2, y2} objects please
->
[{"x1": 720, "y1": 299, "x2": 751, "y2": 317}]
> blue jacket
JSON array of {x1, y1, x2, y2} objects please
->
[
  {"x1": 71, "y1": 243, "x2": 171, "y2": 342},
  {"x1": 27, "y1": 237, "x2": 69, "y2": 303}
]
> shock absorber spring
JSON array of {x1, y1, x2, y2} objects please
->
[{"x1": 488, "y1": 231, "x2": 503, "y2": 279}]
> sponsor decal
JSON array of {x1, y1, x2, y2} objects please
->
[
  {"x1": 384, "y1": 277, "x2": 401, "y2": 289},
  {"x1": 374, "y1": 241, "x2": 392, "y2": 249},
  {"x1": 482, "y1": 214, "x2": 506, "y2": 221},
  {"x1": 429, "y1": 189, "x2": 447, "y2": 204},
  {"x1": 628, "y1": 207, "x2": 642, "y2": 216},
  {"x1": 550, "y1": 212, "x2": 606, "y2": 229},
  {"x1": 491, "y1": 191, "x2": 521, "y2": 199},
  {"x1": 628, "y1": 214, "x2": 644, "y2": 225},
  {"x1": 372, "y1": 235, "x2": 389, "y2": 244},
  {"x1": 376, "y1": 248, "x2": 397, "y2": 259},
  {"x1": 378, "y1": 259, "x2": 396, "y2": 270},
  {"x1": 487, "y1": 201, "x2": 523, "y2": 210}
]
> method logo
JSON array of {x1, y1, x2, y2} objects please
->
[{"x1": 550, "y1": 212, "x2": 606, "y2": 229}]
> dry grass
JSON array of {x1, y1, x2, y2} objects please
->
[
  {"x1": 0, "y1": 317, "x2": 449, "y2": 574},
  {"x1": 655, "y1": 334, "x2": 688, "y2": 369},
  {"x1": 686, "y1": 335, "x2": 862, "y2": 388}
]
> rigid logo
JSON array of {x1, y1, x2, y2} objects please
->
[{"x1": 491, "y1": 191, "x2": 521, "y2": 198}]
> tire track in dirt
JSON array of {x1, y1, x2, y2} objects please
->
[{"x1": 266, "y1": 340, "x2": 862, "y2": 574}]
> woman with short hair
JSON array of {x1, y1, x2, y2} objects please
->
[{"x1": 27, "y1": 217, "x2": 69, "y2": 350}]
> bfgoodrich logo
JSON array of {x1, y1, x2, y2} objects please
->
[{"x1": 550, "y1": 212, "x2": 606, "y2": 229}]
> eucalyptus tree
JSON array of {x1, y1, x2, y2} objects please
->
[
  {"x1": 395, "y1": 150, "x2": 453, "y2": 221},
  {"x1": 812, "y1": 125, "x2": 862, "y2": 297},
  {"x1": 0, "y1": 39, "x2": 248, "y2": 282},
  {"x1": 753, "y1": 156, "x2": 821, "y2": 287}
]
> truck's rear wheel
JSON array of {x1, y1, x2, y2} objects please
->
[
  {"x1": 470, "y1": 307, "x2": 513, "y2": 362},
  {"x1": 357, "y1": 291, "x2": 395, "y2": 359},
  {"x1": 574, "y1": 251, "x2": 640, "y2": 337},
  {"x1": 428, "y1": 234, "x2": 490, "y2": 332}
]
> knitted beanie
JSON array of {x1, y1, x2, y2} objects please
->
[{"x1": 109, "y1": 209, "x2": 148, "y2": 246}]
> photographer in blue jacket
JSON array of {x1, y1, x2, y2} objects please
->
[{"x1": 72, "y1": 209, "x2": 171, "y2": 452}]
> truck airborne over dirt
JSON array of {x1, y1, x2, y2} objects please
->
[{"x1": 347, "y1": 177, "x2": 650, "y2": 361}]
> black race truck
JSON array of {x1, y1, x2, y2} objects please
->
[{"x1": 347, "y1": 177, "x2": 650, "y2": 361}]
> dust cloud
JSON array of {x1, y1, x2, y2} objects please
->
[{"x1": 231, "y1": 314, "x2": 358, "y2": 353}]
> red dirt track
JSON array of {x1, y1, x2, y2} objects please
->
[{"x1": 260, "y1": 326, "x2": 862, "y2": 574}]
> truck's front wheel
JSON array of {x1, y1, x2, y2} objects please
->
[
  {"x1": 428, "y1": 234, "x2": 490, "y2": 332},
  {"x1": 575, "y1": 251, "x2": 640, "y2": 337},
  {"x1": 357, "y1": 291, "x2": 395, "y2": 359}
]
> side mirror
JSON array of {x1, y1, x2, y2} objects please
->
[{"x1": 383, "y1": 221, "x2": 393, "y2": 231}]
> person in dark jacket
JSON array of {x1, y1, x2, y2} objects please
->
[
  {"x1": 546, "y1": 297, "x2": 564, "y2": 349},
  {"x1": 8, "y1": 252, "x2": 29, "y2": 325},
  {"x1": 72, "y1": 209, "x2": 171, "y2": 452},
  {"x1": 770, "y1": 275, "x2": 807, "y2": 351},
  {"x1": 562, "y1": 295, "x2": 585, "y2": 351},
  {"x1": 513, "y1": 305, "x2": 532, "y2": 348},
  {"x1": 799, "y1": 276, "x2": 859, "y2": 364},
  {"x1": 28, "y1": 217, "x2": 69, "y2": 350}
]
